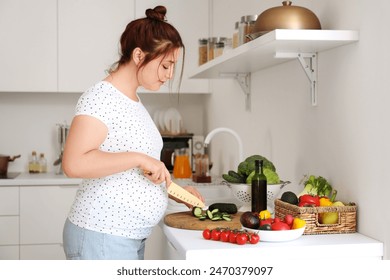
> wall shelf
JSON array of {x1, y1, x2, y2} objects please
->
[{"x1": 189, "y1": 29, "x2": 359, "y2": 109}]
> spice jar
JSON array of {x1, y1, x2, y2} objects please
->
[
  {"x1": 198, "y1": 38, "x2": 208, "y2": 65},
  {"x1": 232, "y1": 21, "x2": 239, "y2": 48},
  {"x1": 207, "y1": 37, "x2": 217, "y2": 61},
  {"x1": 214, "y1": 41, "x2": 224, "y2": 58},
  {"x1": 238, "y1": 15, "x2": 258, "y2": 45}
]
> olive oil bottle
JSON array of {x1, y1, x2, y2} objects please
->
[{"x1": 251, "y1": 159, "x2": 267, "y2": 213}]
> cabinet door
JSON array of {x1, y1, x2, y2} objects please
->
[
  {"x1": 0, "y1": 217, "x2": 19, "y2": 246},
  {"x1": 0, "y1": 0, "x2": 57, "y2": 92},
  {"x1": 20, "y1": 186, "x2": 78, "y2": 245},
  {"x1": 0, "y1": 187, "x2": 19, "y2": 215},
  {"x1": 135, "y1": 0, "x2": 210, "y2": 94},
  {"x1": 0, "y1": 246, "x2": 19, "y2": 260},
  {"x1": 58, "y1": 0, "x2": 134, "y2": 92},
  {"x1": 20, "y1": 244, "x2": 66, "y2": 260}
]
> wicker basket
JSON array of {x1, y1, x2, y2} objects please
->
[{"x1": 274, "y1": 199, "x2": 357, "y2": 235}]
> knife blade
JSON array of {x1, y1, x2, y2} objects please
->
[{"x1": 168, "y1": 182, "x2": 205, "y2": 208}]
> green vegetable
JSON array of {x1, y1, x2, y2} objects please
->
[
  {"x1": 228, "y1": 170, "x2": 245, "y2": 182},
  {"x1": 246, "y1": 168, "x2": 280, "y2": 184},
  {"x1": 223, "y1": 154, "x2": 280, "y2": 185},
  {"x1": 192, "y1": 206, "x2": 203, "y2": 217},
  {"x1": 222, "y1": 173, "x2": 243, "y2": 183},
  {"x1": 245, "y1": 155, "x2": 276, "y2": 173},
  {"x1": 208, "y1": 203, "x2": 238, "y2": 214},
  {"x1": 299, "y1": 175, "x2": 333, "y2": 197}
]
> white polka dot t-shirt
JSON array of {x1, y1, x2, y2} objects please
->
[{"x1": 67, "y1": 81, "x2": 168, "y2": 239}]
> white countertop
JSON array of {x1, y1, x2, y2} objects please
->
[
  {"x1": 163, "y1": 224, "x2": 384, "y2": 260},
  {"x1": 0, "y1": 172, "x2": 82, "y2": 186}
]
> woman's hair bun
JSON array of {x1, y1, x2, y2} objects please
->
[{"x1": 145, "y1": 6, "x2": 167, "y2": 22}]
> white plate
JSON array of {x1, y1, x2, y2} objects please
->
[
  {"x1": 242, "y1": 226, "x2": 305, "y2": 242},
  {"x1": 153, "y1": 109, "x2": 162, "y2": 130},
  {"x1": 164, "y1": 107, "x2": 182, "y2": 134},
  {"x1": 158, "y1": 109, "x2": 166, "y2": 131}
]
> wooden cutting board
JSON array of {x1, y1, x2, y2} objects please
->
[{"x1": 164, "y1": 211, "x2": 243, "y2": 230}]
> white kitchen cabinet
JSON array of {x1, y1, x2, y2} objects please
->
[
  {"x1": 58, "y1": 0, "x2": 134, "y2": 92},
  {"x1": 20, "y1": 244, "x2": 65, "y2": 260},
  {"x1": 19, "y1": 185, "x2": 78, "y2": 260},
  {"x1": 0, "y1": 187, "x2": 19, "y2": 259},
  {"x1": 0, "y1": 187, "x2": 19, "y2": 215},
  {"x1": 0, "y1": 0, "x2": 57, "y2": 92},
  {"x1": 135, "y1": 0, "x2": 210, "y2": 94},
  {"x1": 0, "y1": 246, "x2": 19, "y2": 260}
]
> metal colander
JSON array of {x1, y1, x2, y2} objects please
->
[{"x1": 226, "y1": 181, "x2": 291, "y2": 207}]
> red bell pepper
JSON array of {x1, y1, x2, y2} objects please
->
[{"x1": 298, "y1": 194, "x2": 320, "y2": 207}]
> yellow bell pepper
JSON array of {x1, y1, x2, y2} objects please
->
[
  {"x1": 319, "y1": 197, "x2": 332, "y2": 207},
  {"x1": 259, "y1": 210, "x2": 271, "y2": 220},
  {"x1": 292, "y1": 217, "x2": 306, "y2": 229}
]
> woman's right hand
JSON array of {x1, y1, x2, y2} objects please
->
[{"x1": 141, "y1": 157, "x2": 171, "y2": 186}]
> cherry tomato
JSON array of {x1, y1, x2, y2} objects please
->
[
  {"x1": 220, "y1": 230, "x2": 230, "y2": 242},
  {"x1": 202, "y1": 229, "x2": 211, "y2": 240},
  {"x1": 249, "y1": 233, "x2": 260, "y2": 244},
  {"x1": 284, "y1": 214, "x2": 294, "y2": 227},
  {"x1": 211, "y1": 229, "x2": 221, "y2": 241},
  {"x1": 229, "y1": 231, "x2": 238, "y2": 243},
  {"x1": 236, "y1": 233, "x2": 248, "y2": 245}
]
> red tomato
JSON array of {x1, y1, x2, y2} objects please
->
[
  {"x1": 284, "y1": 214, "x2": 294, "y2": 227},
  {"x1": 260, "y1": 218, "x2": 273, "y2": 226},
  {"x1": 271, "y1": 221, "x2": 290, "y2": 231},
  {"x1": 236, "y1": 233, "x2": 248, "y2": 245},
  {"x1": 202, "y1": 229, "x2": 211, "y2": 240},
  {"x1": 229, "y1": 231, "x2": 238, "y2": 243},
  {"x1": 249, "y1": 233, "x2": 260, "y2": 244},
  {"x1": 220, "y1": 230, "x2": 230, "y2": 242},
  {"x1": 273, "y1": 217, "x2": 281, "y2": 223},
  {"x1": 211, "y1": 229, "x2": 221, "y2": 241}
]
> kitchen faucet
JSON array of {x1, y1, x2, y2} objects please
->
[{"x1": 204, "y1": 127, "x2": 244, "y2": 163}]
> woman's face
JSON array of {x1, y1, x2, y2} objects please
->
[{"x1": 137, "y1": 48, "x2": 180, "y2": 91}]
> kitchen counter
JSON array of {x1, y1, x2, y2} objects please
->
[
  {"x1": 162, "y1": 224, "x2": 384, "y2": 260},
  {"x1": 0, "y1": 172, "x2": 82, "y2": 186}
]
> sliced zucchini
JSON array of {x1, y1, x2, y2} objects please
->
[
  {"x1": 192, "y1": 206, "x2": 203, "y2": 217},
  {"x1": 206, "y1": 210, "x2": 213, "y2": 219}
]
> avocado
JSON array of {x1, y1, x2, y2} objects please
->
[{"x1": 281, "y1": 191, "x2": 299, "y2": 205}]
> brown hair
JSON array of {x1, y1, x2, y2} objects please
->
[{"x1": 112, "y1": 6, "x2": 185, "y2": 92}]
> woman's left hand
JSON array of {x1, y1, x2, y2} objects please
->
[{"x1": 170, "y1": 186, "x2": 205, "y2": 209}]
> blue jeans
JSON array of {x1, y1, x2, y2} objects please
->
[{"x1": 63, "y1": 218, "x2": 146, "y2": 260}]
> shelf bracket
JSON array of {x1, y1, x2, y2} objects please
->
[
  {"x1": 219, "y1": 72, "x2": 251, "y2": 111},
  {"x1": 275, "y1": 52, "x2": 318, "y2": 106}
]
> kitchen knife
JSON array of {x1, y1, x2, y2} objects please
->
[{"x1": 168, "y1": 182, "x2": 205, "y2": 208}]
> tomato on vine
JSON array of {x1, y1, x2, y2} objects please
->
[
  {"x1": 249, "y1": 233, "x2": 260, "y2": 244},
  {"x1": 211, "y1": 228, "x2": 221, "y2": 241},
  {"x1": 202, "y1": 229, "x2": 211, "y2": 240},
  {"x1": 235, "y1": 232, "x2": 248, "y2": 245},
  {"x1": 220, "y1": 229, "x2": 231, "y2": 242}
]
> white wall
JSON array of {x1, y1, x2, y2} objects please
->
[
  {"x1": 0, "y1": 92, "x2": 206, "y2": 173},
  {"x1": 207, "y1": 0, "x2": 389, "y2": 259}
]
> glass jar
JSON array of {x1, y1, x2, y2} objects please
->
[
  {"x1": 207, "y1": 37, "x2": 217, "y2": 61},
  {"x1": 238, "y1": 15, "x2": 258, "y2": 45},
  {"x1": 198, "y1": 38, "x2": 208, "y2": 65},
  {"x1": 232, "y1": 21, "x2": 239, "y2": 48},
  {"x1": 214, "y1": 41, "x2": 224, "y2": 58}
]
